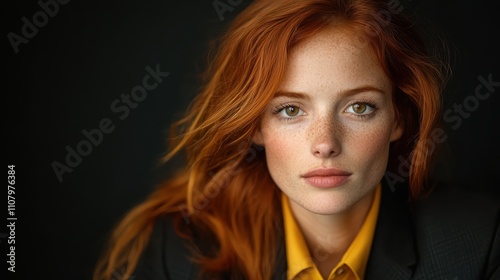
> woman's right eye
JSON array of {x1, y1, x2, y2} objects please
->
[
  {"x1": 283, "y1": 106, "x2": 301, "y2": 116},
  {"x1": 274, "y1": 105, "x2": 304, "y2": 120}
]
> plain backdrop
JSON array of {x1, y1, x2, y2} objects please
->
[{"x1": 4, "y1": 0, "x2": 499, "y2": 279}]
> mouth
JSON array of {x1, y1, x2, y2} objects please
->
[{"x1": 301, "y1": 168, "x2": 352, "y2": 189}]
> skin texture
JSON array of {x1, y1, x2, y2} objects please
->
[{"x1": 254, "y1": 26, "x2": 403, "y2": 277}]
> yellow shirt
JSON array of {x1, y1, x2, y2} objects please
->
[{"x1": 282, "y1": 184, "x2": 381, "y2": 280}]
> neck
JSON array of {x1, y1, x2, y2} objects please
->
[{"x1": 288, "y1": 189, "x2": 375, "y2": 273}]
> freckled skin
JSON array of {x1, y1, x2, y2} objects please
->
[{"x1": 254, "y1": 26, "x2": 403, "y2": 216}]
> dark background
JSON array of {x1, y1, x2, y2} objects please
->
[{"x1": 4, "y1": 0, "x2": 499, "y2": 279}]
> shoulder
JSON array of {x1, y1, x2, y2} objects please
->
[
  {"x1": 413, "y1": 183, "x2": 499, "y2": 228},
  {"x1": 413, "y1": 184, "x2": 499, "y2": 239},
  {"x1": 132, "y1": 215, "x2": 199, "y2": 280},
  {"x1": 412, "y1": 184, "x2": 500, "y2": 278},
  {"x1": 369, "y1": 182, "x2": 499, "y2": 279}
]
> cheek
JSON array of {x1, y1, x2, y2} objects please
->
[
  {"x1": 347, "y1": 125, "x2": 393, "y2": 171},
  {"x1": 261, "y1": 124, "x2": 304, "y2": 177}
]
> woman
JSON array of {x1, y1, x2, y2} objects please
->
[{"x1": 94, "y1": 0, "x2": 500, "y2": 279}]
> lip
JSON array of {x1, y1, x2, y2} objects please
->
[{"x1": 301, "y1": 168, "x2": 352, "y2": 189}]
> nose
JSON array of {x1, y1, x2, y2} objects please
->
[{"x1": 310, "y1": 116, "x2": 341, "y2": 158}]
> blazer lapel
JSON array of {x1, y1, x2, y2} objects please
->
[
  {"x1": 273, "y1": 220, "x2": 288, "y2": 280},
  {"x1": 365, "y1": 182, "x2": 417, "y2": 280}
]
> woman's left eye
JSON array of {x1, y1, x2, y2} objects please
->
[{"x1": 346, "y1": 102, "x2": 376, "y2": 115}]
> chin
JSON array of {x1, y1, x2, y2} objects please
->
[{"x1": 300, "y1": 194, "x2": 358, "y2": 215}]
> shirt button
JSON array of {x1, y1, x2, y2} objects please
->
[{"x1": 335, "y1": 267, "x2": 345, "y2": 275}]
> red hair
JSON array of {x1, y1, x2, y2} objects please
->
[{"x1": 94, "y1": 0, "x2": 445, "y2": 279}]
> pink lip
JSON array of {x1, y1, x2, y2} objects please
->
[{"x1": 301, "y1": 168, "x2": 351, "y2": 189}]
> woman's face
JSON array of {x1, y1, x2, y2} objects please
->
[{"x1": 254, "y1": 26, "x2": 403, "y2": 215}]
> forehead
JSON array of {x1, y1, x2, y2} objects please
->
[{"x1": 281, "y1": 26, "x2": 392, "y2": 93}]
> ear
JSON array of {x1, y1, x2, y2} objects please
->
[
  {"x1": 252, "y1": 129, "x2": 265, "y2": 146},
  {"x1": 390, "y1": 118, "x2": 404, "y2": 142}
]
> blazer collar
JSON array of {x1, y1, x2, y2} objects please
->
[
  {"x1": 365, "y1": 181, "x2": 417, "y2": 279},
  {"x1": 273, "y1": 218, "x2": 288, "y2": 280}
]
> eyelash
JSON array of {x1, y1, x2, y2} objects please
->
[
  {"x1": 272, "y1": 103, "x2": 302, "y2": 121},
  {"x1": 272, "y1": 101, "x2": 378, "y2": 121},
  {"x1": 346, "y1": 101, "x2": 378, "y2": 119}
]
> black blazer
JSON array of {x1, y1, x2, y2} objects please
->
[{"x1": 132, "y1": 183, "x2": 500, "y2": 279}]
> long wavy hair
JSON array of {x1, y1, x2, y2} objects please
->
[{"x1": 94, "y1": 0, "x2": 446, "y2": 279}]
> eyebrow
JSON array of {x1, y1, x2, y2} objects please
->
[
  {"x1": 341, "y1": 86, "x2": 387, "y2": 96},
  {"x1": 273, "y1": 91, "x2": 310, "y2": 100},
  {"x1": 273, "y1": 86, "x2": 386, "y2": 99}
]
